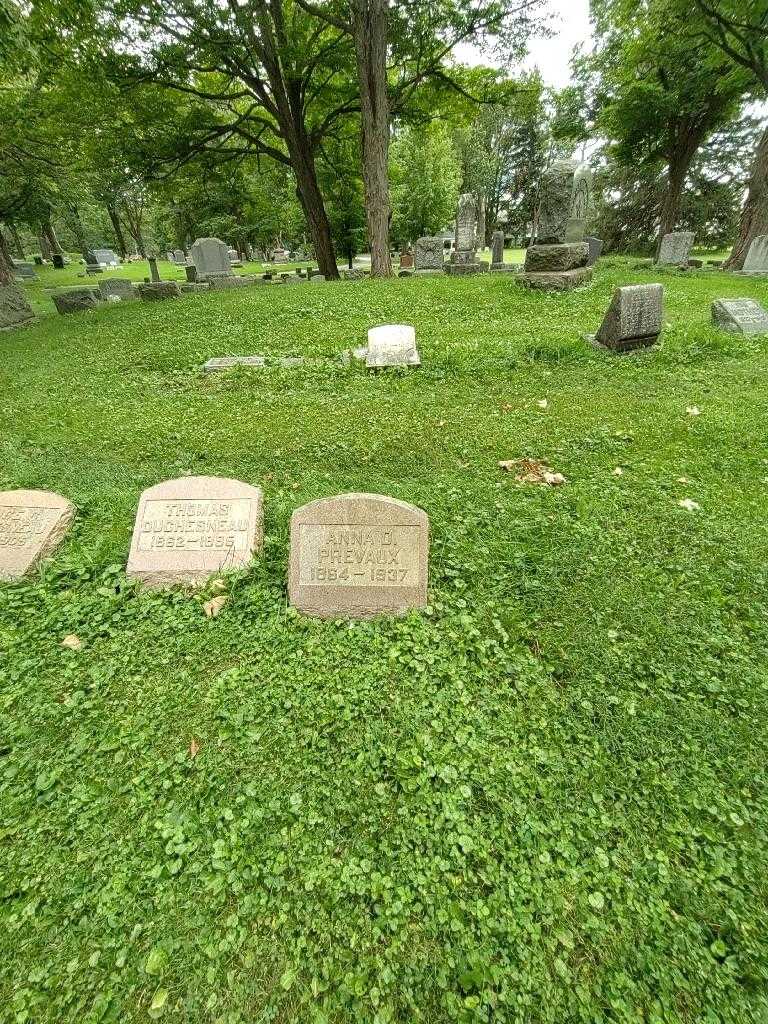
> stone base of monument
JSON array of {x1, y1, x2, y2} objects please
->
[
  {"x1": 518, "y1": 266, "x2": 593, "y2": 291},
  {"x1": 52, "y1": 288, "x2": 100, "y2": 314},
  {"x1": 207, "y1": 275, "x2": 258, "y2": 290},
  {"x1": 0, "y1": 284, "x2": 36, "y2": 330},
  {"x1": 138, "y1": 282, "x2": 181, "y2": 301},
  {"x1": 489, "y1": 262, "x2": 518, "y2": 273},
  {"x1": 446, "y1": 263, "x2": 481, "y2": 276},
  {"x1": 180, "y1": 282, "x2": 211, "y2": 294},
  {"x1": 584, "y1": 333, "x2": 659, "y2": 353},
  {"x1": 414, "y1": 268, "x2": 444, "y2": 276},
  {"x1": 517, "y1": 241, "x2": 592, "y2": 291}
]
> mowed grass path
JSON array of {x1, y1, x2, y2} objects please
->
[{"x1": 1, "y1": 260, "x2": 768, "y2": 1023}]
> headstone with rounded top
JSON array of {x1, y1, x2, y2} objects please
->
[
  {"x1": 191, "y1": 237, "x2": 232, "y2": 279},
  {"x1": 289, "y1": 493, "x2": 429, "y2": 619},
  {"x1": 0, "y1": 489, "x2": 75, "y2": 580},
  {"x1": 127, "y1": 476, "x2": 264, "y2": 588}
]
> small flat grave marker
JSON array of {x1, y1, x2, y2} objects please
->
[
  {"x1": 366, "y1": 325, "x2": 420, "y2": 368},
  {"x1": 0, "y1": 489, "x2": 75, "y2": 580},
  {"x1": 127, "y1": 476, "x2": 263, "y2": 588},
  {"x1": 289, "y1": 493, "x2": 429, "y2": 619},
  {"x1": 712, "y1": 298, "x2": 768, "y2": 335}
]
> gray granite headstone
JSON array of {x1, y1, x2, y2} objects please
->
[
  {"x1": 191, "y1": 237, "x2": 232, "y2": 279},
  {"x1": 415, "y1": 237, "x2": 444, "y2": 272},
  {"x1": 93, "y1": 248, "x2": 119, "y2": 266},
  {"x1": 657, "y1": 232, "x2": 695, "y2": 266},
  {"x1": 491, "y1": 230, "x2": 504, "y2": 266},
  {"x1": 51, "y1": 253, "x2": 64, "y2": 269},
  {"x1": 454, "y1": 193, "x2": 477, "y2": 252},
  {"x1": 537, "y1": 161, "x2": 578, "y2": 244},
  {"x1": 711, "y1": 298, "x2": 768, "y2": 335},
  {"x1": 52, "y1": 288, "x2": 99, "y2": 314},
  {"x1": 98, "y1": 278, "x2": 135, "y2": 302},
  {"x1": 148, "y1": 256, "x2": 161, "y2": 283},
  {"x1": 585, "y1": 237, "x2": 604, "y2": 266},
  {"x1": 742, "y1": 235, "x2": 768, "y2": 274},
  {"x1": 564, "y1": 164, "x2": 592, "y2": 242},
  {"x1": 173, "y1": 249, "x2": 186, "y2": 264},
  {"x1": 590, "y1": 284, "x2": 664, "y2": 351},
  {"x1": 13, "y1": 262, "x2": 37, "y2": 280},
  {"x1": 137, "y1": 282, "x2": 180, "y2": 301},
  {"x1": 185, "y1": 264, "x2": 198, "y2": 283}
]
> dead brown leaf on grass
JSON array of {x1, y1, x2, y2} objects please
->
[{"x1": 499, "y1": 458, "x2": 566, "y2": 486}]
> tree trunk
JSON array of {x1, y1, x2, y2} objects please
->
[
  {"x1": 351, "y1": 0, "x2": 392, "y2": 278},
  {"x1": 44, "y1": 219, "x2": 63, "y2": 255},
  {"x1": 38, "y1": 229, "x2": 52, "y2": 260},
  {"x1": 725, "y1": 124, "x2": 768, "y2": 270},
  {"x1": 656, "y1": 123, "x2": 709, "y2": 255},
  {"x1": 8, "y1": 222, "x2": 25, "y2": 259},
  {"x1": 287, "y1": 129, "x2": 339, "y2": 279},
  {"x1": 69, "y1": 206, "x2": 90, "y2": 260},
  {"x1": 107, "y1": 204, "x2": 128, "y2": 259},
  {"x1": 0, "y1": 231, "x2": 14, "y2": 282},
  {"x1": 656, "y1": 162, "x2": 687, "y2": 252}
]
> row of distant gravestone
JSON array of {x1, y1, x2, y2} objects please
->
[{"x1": 0, "y1": 484, "x2": 428, "y2": 620}]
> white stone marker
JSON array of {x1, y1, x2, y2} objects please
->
[
  {"x1": 127, "y1": 476, "x2": 263, "y2": 588},
  {"x1": 711, "y1": 298, "x2": 768, "y2": 335},
  {"x1": 0, "y1": 490, "x2": 75, "y2": 580},
  {"x1": 365, "y1": 325, "x2": 420, "y2": 368},
  {"x1": 742, "y1": 235, "x2": 768, "y2": 275}
]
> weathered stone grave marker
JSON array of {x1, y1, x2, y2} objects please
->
[
  {"x1": 415, "y1": 237, "x2": 444, "y2": 274},
  {"x1": 365, "y1": 325, "x2": 420, "y2": 368},
  {"x1": 742, "y1": 235, "x2": 768, "y2": 275},
  {"x1": 52, "y1": 288, "x2": 99, "y2": 314},
  {"x1": 138, "y1": 282, "x2": 180, "y2": 301},
  {"x1": 712, "y1": 298, "x2": 768, "y2": 335},
  {"x1": 98, "y1": 279, "x2": 135, "y2": 302},
  {"x1": 289, "y1": 493, "x2": 429, "y2": 618},
  {"x1": 656, "y1": 231, "x2": 695, "y2": 267},
  {"x1": 519, "y1": 161, "x2": 593, "y2": 290},
  {"x1": 586, "y1": 283, "x2": 664, "y2": 352},
  {"x1": 447, "y1": 194, "x2": 481, "y2": 275},
  {"x1": 127, "y1": 476, "x2": 264, "y2": 588},
  {"x1": 191, "y1": 237, "x2": 233, "y2": 280},
  {"x1": 93, "y1": 248, "x2": 119, "y2": 267},
  {"x1": 0, "y1": 284, "x2": 35, "y2": 329},
  {"x1": 0, "y1": 489, "x2": 75, "y2": 580},
  {"x1": 585, "y1": 237, "x2": 604, "y2": 266}
]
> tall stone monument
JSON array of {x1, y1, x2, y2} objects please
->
[
  {"x1": 289, "y1": 493, "x2": 429, "y2": 619},
  {"x1": 0, "y1": 489, "x2": 75, "y2": 579},
  {"x1": 447, "y1": 194, "x2": 481, "y2": 275},
  {"x1": 518, "y1": 161, "x2": 593, "y2": 290},
  {"x1": 586, "y1": 284, "x2": 664, "y2": 352},
  {"x1": 742, "y1": 235, "x2": 768, "y2": 275},
  {"x1": 127, "y1": 476, "x2": 264, "y2": 588}
]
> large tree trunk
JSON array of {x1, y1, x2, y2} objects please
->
[
  {"x1": 107, "y1": 204, "x2": 128, "y2": 259},
  {"x1": 351, "y1": 0, "x2": 392, "y2": 278},
  {"x1": 0, "y1": 231, "x2": 14, "y2": 282},
  {"x1": 43, "y1": 219, "x2": 63, "y2": 255},
  {"x1": 656, "y1": 125, "x2": 704, "y2": 255},
  {"x1": 283, "y1": 115, "x2": 340, "y2": 279},
  {"x1": 7, "y1": 222, "x2": 25, "y2": 259},
  {"x1": 69, "y1": 206, "x2": 90, "y2": 260},
  {"x1": 725, "y1": 124, "x2": 768, "y2": 270}
]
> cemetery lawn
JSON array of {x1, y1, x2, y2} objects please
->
[{"x1": 3, "y1": 258, "x2": 768, "y2": 1024}]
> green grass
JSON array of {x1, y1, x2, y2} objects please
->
[{"x1": 2, "y1": 258, "x2": 768, "y2": 1023}]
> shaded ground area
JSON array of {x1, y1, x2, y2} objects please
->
[{"x1": 1, "y1": 259, "x2": 767, "y2": 1022}]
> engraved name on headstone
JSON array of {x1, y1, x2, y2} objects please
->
[
  {"x1": 711, "y1": 298, "x2": 768, "y2": 335},
  {"x1": 0, "y1": 489, "x2": 75, "y2": 580},
  {"x1": 289, "y1": 493, "x2": 429, "y2": 618},
  {"x1": 127, "y1": 476, "x2": 263, "y2": 588}
]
